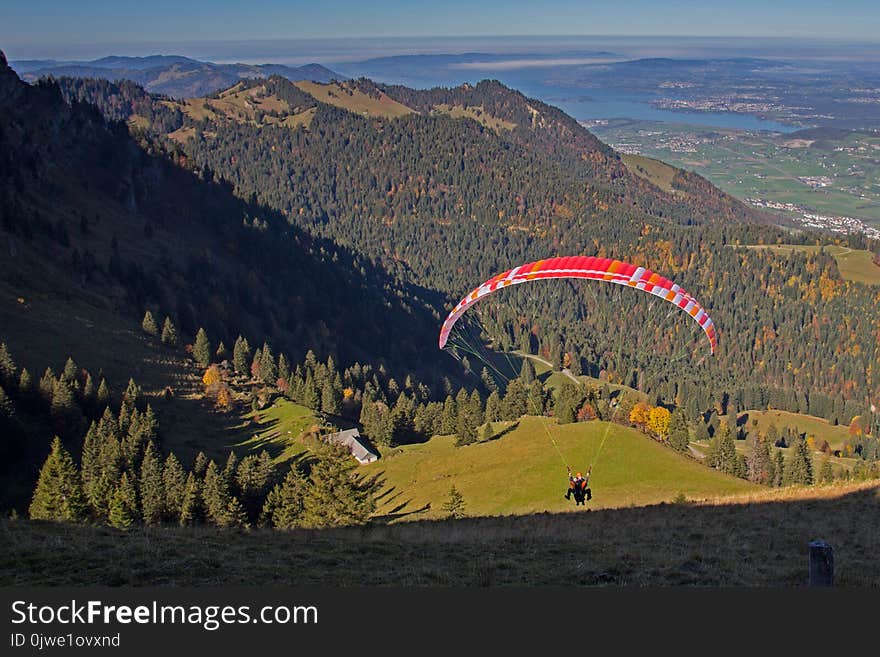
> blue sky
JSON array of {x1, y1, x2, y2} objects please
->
[{"x1": 2, "y1": 0, "x2": 879, "y2": 59}]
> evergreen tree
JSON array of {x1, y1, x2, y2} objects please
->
[
  {"x1": 747, "y1": 433, "x2": 771, "y2": 484},
  {"x1": 520, "y1": 358, "x2": 536, "y2": 383},
  {"x1": 193, "y1": 328, "x2": 211, "y2": 367},
  {"x1": 18, "y1": 368, "x2": 33, "y2": 402},
  {"x1": 481, "y1": 421, "x2": 494, "y2": 442},
  {"x1": 179, "y1": 472, "x2": 201, "y2": 526},
  {"x1": 300, "y1": 445, "x2": 376, "y2": 528},
  {"x1": 162, "y1": 453, "x2": 187, "y2": 521},
  {"x1": 455, "y1": 403, "x2": 478, "y2": 447},
  {"x1": 259, "y1": 343, "x2": 277, "y2": 385},
  {"x1": 96, "y1": 378, "x2": 110, "y2": 409},
  {"x1": 262, "y1": 466, "x2": 308, "y2": 529},
  {"x1": 39, "y1": 367, "x2": 56, "y2": 403},
  {"x1": 160, "y1": 317, "x2": 179, "y2": 346},
  {"x1": 0, "y1": 342, "x2": 16, "y2": 388},
  {"x1": 321, "y1": 379, "x2": 341, "y2": 415},
  {"x1": 527, "y1": 381, "x2": 546, "y2": 416},
  {"x1": 232, "y1": 335, "x2": 251, "y2": 374},
  {"x1": 139, "y1": 442, "x2": 164, "y2": 525},
  {"x1": 440, "y1": 395, "x2": 458, "y2": 434},
  {"x1": 29, "y1": 437, "x2": 87, "y2": 521},
  {"x1": 668, "y1": 409, "x2": 690, "y2": 453},
  {"x1": 484, "y1": 390, "x2": 502, "y2": 422},
  {"x1": 772, "y1": 450, "x2": 785, "y2": 487},
  {"x1": 61, "y1": 357, "x2": 78, "y2": 387},
  {"x1": 442, "y1": 485, "x2": 467, "y2": 519},
  {"x1": 783, "y1": 436, "x2": 814, "y2": 486},
  {"x1": 301, "y1": 373, "x2": 319, "y2": 410},
  {"x1": 108, "y1": 472, "x2": 139, "y2": 530},
  {"x1": 818, "y1": 455, "x2": 834, "y2": 484},
  {"x1": 142, "y1": 311, "x2": 158, "y2": 336}
]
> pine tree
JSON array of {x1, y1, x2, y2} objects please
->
[
  {"x1": 232, "y1": 336, "x2": 251, "y2": 375},
  {"x1": 527, "y1": 381, "x2": 546, "y2": 417},
  {"x1": 321, "y1": 379, "x2": 341, "y2": 415},
  {"x1": 440, "y1": 395, "x2": 457, "y2": 434},
  {"x1": 300, "y1": 445, "x2": 376, "y2": 528},
  {"x1": 747, "y1": 433, "x2": 771, "y2": 484},
  {"x1": 160, "y1": 317, "x2": 178, "y2": 346},
  {"x1": 179, "y1": 472, "x2": 201, "y2": 526},
  {"x1": 481, "y1": 421, "x2": 494, "y2": 442},
  {"x1": 480, "y1": 367, "x2": 498, "y2": 393},
  {"x1": 520, "y1": 358, "x2": 536, "y2": 383},
  {"x1": 503, "y1": 379, "x2": 528, "y2": 419},
  {"x1": 142, "y1": 311, "x2": 158, "y2": 336},
  {"x1": 455, "y1": 403, "x2": 477, "y2": 447},
  {"x1": 263, "y1": 466, "x2": 307, "y2": 529},
  {"x1": 18, "y1": 367, "x2": 33, "y2": 402},
  {"x1": 215, "y1": 341, "x2": 227, "y2": 361},
  {"x1": 783, "y1": 436, "x2": 814, "y2": 486},
  {"x1": 442, "y1": 485, "x2": 467, "y2": 519},
  {"x1": 39, "y1": 367, "x2": 57, "y2": 403},
  {"x1": 193, "y1": 451, "x2": 209, "y2": 478},
  {"x1": 61, "y1": 357, "x2": 78, "y2": 387},
  {"x1": 162, "y1": 453, "x2": 187, "y2": 521},
  {"x1": 236, "y1": 451, "x2": 275, "y2": 522},
  {"x1": 259, "y1": 343, "x2": 276, "y2": 385},
  {"x1": 818, "y1": 455, "x2": 834, "y2": 484},
  {"x1": 668, "y1": 409, "x2": 690, "y2": 453},
  {"x1": 96, "y1": 378, "x2": 110, "y2": 409},
  {"x1": 108, "y1": 472, "x2": 139, "y2": 530},
  {"x1": 139, "y1": 442, "x2": 164, "y2": 525},
  {"x1": 0, "y1": 342, "x2": 16, "y2": 388},
  {"x1": 301, "y1": 373, "x2": 319, "y2": 410},
  {"x1": 772, "y1": 450, "x2": 785, "y2": 487},
  {"x1": 193, "y1": 328, "x2": 211, "y2": 367},
  {"x1": 484, "y1": 390, "x2": 502, "y2": 422},
  {"x1": 29, "y1": 437, "x2": 87, "y2": 521}
]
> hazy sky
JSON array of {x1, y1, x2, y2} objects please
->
[{"x1": 3, "y1": 0, "x2": 879, "y2": 60}]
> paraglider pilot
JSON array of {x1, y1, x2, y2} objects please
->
[{"x1": 565, "y1": 466, "x2": 592, "y2": 505}]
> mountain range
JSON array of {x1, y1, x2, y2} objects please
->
[{"x1": 10, "y1": 54, "x2": 341, "y2": 98}]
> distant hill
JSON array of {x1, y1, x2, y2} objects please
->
[{"x1": 10, "y1": 54, "x2": 342, "y2": 98}]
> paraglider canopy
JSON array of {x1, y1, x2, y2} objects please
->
[{"x1": 438, "y1": 255, "x2": 717, "y2": 354}]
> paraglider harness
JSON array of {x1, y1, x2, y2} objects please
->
[{"x1": 565, "y1": 466, "x2": 592, "y2": 505}]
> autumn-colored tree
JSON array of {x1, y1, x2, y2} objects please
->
[
  {"x1": 577, "y1": 401, "x2": 597, "y2": 422},
  {"x1": 629, "y1": 401, "x2": 651, "y2": 428},
  {"x1": 202, "y1": 365, "x2": 221, "y2": 389},
  {"x1": 647, "y1": 406, "x2": 671, "y2": 439}
]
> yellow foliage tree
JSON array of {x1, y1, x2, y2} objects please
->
[
  {"x1": 202, "y1": 365, "x2": 221, "y2": 388},
  {"x1": 629, "y1": 402, "x2": 651, "y2": 428},
  {"x1": 647, "y1": 406, "x2": 671, "y2": 439},
  {"x1": 215, "y1": 385, "x2": 232, "y2": 411}
]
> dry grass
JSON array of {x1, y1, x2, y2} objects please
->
[
  {"x1": 432, "y1": 104, "x2": 517, "y2": 132},
  {"x1": 2, "y1": 481, "x2": 877, "y2": 586},
  {"x1": 622, "y1": 154, "x2": 680, "y2": 193},
  {"x1": 295, "y1": 81, "x2": 414, "y2": 119}
]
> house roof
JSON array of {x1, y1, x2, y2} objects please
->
[{"x1": 326, "y1": 428, "x2": 378, "y2": 463}]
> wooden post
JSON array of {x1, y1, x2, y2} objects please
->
[{"x1": 809, "y1": 540, "x2": 834, "y2": 587}]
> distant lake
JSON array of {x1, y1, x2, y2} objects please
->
[
  {"x1": 523, "y1": 84, "x2": 798, "y2": 132},
  {"x1": 337, "y1": 63, "x2": 799, "y2": 133}
]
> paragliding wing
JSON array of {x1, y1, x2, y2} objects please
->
[{"x1": 438, "y1": 256, "x2": 717, "y2": 354}]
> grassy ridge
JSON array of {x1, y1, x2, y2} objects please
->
[
  {"x1": 365, "y1": 417, "x2": 757, "y2": 520},
  {"x1": 3, "y1": 481, "x2": 877, "y2": 586},
  {"x1": 744, "y1": 244, "x2": 880, "y2": 286}
]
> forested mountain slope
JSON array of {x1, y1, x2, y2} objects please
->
[
  {"x1": 52, "y1": 72, "x2": 880, "y2": 416},
  {"x1": 0, "y1": 53, "x2": 448, "y2": 378}
]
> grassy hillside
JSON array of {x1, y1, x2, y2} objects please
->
[
  {"x1": 3, "y1": 481, "x2": 877, "y2": 586},
  {"x1": 364, "y1": 416, "x2": 758, "y2": 519},
  {"x1": 744, "y1": 244, "x2": 880, "y2": 285},
  {"x1": 621, "y1": 153, "x2": 680, "y2": 193},
  {"x1": 294, "y1": 80, "x2": 414, "y2": 119}
]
